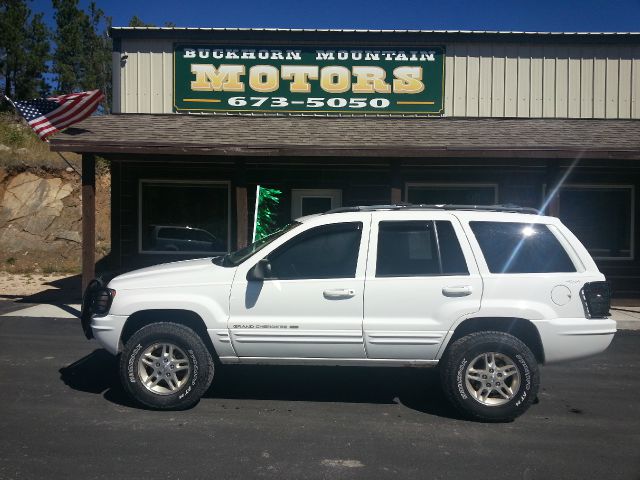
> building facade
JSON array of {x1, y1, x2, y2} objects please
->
[{"x1": 50, "y1": 28, "x2": 640, "y2": 296}]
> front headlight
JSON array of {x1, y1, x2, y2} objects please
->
[{"x1": 93, "y1": 288, "x2": 116, "y2": 315}]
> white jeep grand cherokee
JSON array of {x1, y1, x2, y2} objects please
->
[{"x1": 81, "y1": 204, "x2": 615, "y2": 422}]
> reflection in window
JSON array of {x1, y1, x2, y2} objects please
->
[
  {"x1": 559, "y1": 187, "x2": 633, "y2": 259},
  {"x1": 140, "y1": 181, "x2": 229, "y2": 253},
  {"x1": 470, "y1": 222, "x2": 576, "y2": 273}
]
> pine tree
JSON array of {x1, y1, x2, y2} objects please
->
[
  {"x1": 0, "y1": 0, "x2": 49, "y2": 105},
  {"x1": 18, "y1": 12, "x2": 50, "y2": 98},
  {"x1": 82, "y1": 2, "x2": 111, "y2": 111},
  {"x1": 128, "y1": 15, "x2": 155, "y2": 27},
  {"x1": 52, "y1": 0, "x2": 111, "y2": 109},
  {"x1": 52, "y1": 0, "x2": 85, "y2": 93}
]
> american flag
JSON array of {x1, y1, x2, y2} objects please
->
[{"x1": 10, "y1": 89, "x2": 104, "y2": 141}]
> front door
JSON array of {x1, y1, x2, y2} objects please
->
[
  {"x1": 229, "y1": 218, "x2": 369, "y2": 359},
  {"x1": 363, "y1": 212, "x2": 483, "y2": 360}
]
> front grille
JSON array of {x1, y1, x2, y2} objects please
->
[{"x1": 580, "y1": 281, "x2": 611, "y2": 319}]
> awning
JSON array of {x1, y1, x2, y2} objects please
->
[{"x1": 49, "y1": 114, "x2": 640, "y2": 159}]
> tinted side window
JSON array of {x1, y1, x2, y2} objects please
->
[
  {"x1": 268, "y1": 222, "x2": 362, "y2": 279},
  {"x1": 470, "y1": 222, "x2": 576, "y2": 273},
  {"x1": 436, "y1": 221, "x2": 469, "y2": 275},
  {"x1": 377, "y1": 221, "x2": 440, "y2": 276}
]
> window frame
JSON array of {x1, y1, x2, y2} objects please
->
[
  {"x1": 553, "y1": 184, "x2": 635, "y2": 261},
  {"x1": 138, "y1": 179, "x2": 231, "y2": 255},
  {"x1": 405, "y1": 182, "x2": 499, "y2": 205},
  {"x1": 291, "y1": 188, "x2": 343, "y2": 219}
]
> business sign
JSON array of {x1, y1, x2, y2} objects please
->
[{"x1": 174, "y1": 45, "x2": 444, "y2": 115}]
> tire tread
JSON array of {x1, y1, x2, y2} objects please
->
[{"x1": 440, "y1": 330, "x2": 540, "y2": 422}]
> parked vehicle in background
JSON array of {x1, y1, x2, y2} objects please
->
[
  {"x1": 149, "y1": 225, "x2": 224, "y2": 252},
  {"x1": 82, "y1": 204, "x2": 615, "y2": 422}
]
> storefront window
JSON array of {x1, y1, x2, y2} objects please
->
[
  {"x1": 406, "y1": 184, "x2": 497, "y2": 205},
  {"x1": 140, "y1": 180, "x2": 229, "y2": 253},
  {"x1": 559, "y1": 186, "x2": 633, "y2": 259}
]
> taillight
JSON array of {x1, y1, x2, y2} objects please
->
[
  {"x1": 93, "y1": 288, "x2": 115, "y2": 315},
  {"x1": 580, "y1": 282, "x2": 611, "y2": 319}
]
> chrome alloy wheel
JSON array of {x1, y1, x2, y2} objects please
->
[
  {"x1": 137, "y1": 343, "x2": 191, "y2": 395},
  {"x1": 465, "y1": 352, "x2": 521, "y2": 406}
]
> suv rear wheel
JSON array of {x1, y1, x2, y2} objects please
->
[
  {"x1": 119, "y1": 322, "x2": 215, "y2": 410},
  {"x1": 440, "y1": 331, "x2": 539, "y2": 422}
]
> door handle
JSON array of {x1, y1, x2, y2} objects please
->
[
  {"x1": 442, "y1": 285, "x2": 473, "y2": 297},
  {"x1": 323, "y1": 288, "x2": 356, "y2": 299}
]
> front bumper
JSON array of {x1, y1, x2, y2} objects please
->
[
  {"x1": 90, "y1": 314, "x2": 128, "y2": 355},
  {"x1": 80, "y1": 279, "x2": 104, "y2": 339},
  {"x1": 534, "y1": 317, "x2": 617, "y2": 363}
]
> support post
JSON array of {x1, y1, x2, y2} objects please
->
[
  {"x1": 390, "y1": 160, "x2": 402, "y2": 204},
  {"x1": 235, "y1": 160, "x2": 249, "y2": 250},
  {"x1": 81, "y1": 154, "x2": 96, "y2": 293}
]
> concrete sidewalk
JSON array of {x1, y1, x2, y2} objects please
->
[
  {"x1": 0, "y1": 303, "x2": 81, "y2": 319},
  {"x1": 1, "y1": 301, "x2": 639, "y2": 330},
  {"x1": 610, "y1": 306, "x2": 640, "y2": 330}
]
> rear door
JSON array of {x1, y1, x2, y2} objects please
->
[{"x1": 363, "y1": 212, "x2": 482, "y2": 360}]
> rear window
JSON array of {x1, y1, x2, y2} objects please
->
[{"x1": 469, "y1": 222, "x2": 576, "y2": 273}]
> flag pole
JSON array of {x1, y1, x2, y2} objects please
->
[
  {"x1": 55, "y1": 152, "x2": 81, "y2": 176},
  {"x1": 3, "y1": 94, "x2": 16, "y2": 109},
  {"x1": 252, "y1": 185, "x2": 261, "y2": 243},
  {"x1": 4, "y1": 93, "x2": 81, "y2": 176}
]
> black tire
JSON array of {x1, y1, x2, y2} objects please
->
[
  {"x1": 440, "y1": 331, "x2": 540, "y2": 422},
  {"x1": 119, "y1": 322, "x2": 215, "y2": 410}
]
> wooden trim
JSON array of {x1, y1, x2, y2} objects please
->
[
  {"x1": 110, "y1": 160, "x2": 122, "y2": 272},
  {"x1": 236, "y1": 187, "x2": 248, "y2": 249},
  {"x1": 390, "y1": 160, "x2": 402, "y2": 203},
  {"x1": 82, "y1": 154, "x2": 96, "y2": 293},
  {"x1": 235, "y1": 160, "x2": 249, "y2": 249},
  {"x1": 50, "y1": 143, "x2": 640, "y2": 160}
]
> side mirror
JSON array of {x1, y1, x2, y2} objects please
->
[{"x1": 246, "y1": 258, "x2": 272, "y2": 281}]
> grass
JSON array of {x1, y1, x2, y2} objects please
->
[{"x1": 0, "y1": 113, "x2": 82, "y2": 170}]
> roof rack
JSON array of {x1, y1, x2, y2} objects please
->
[{"x1": 324, "y1": 203, "x2": 540, "y2": 215}]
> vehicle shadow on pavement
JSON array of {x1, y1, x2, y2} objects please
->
[
  {"x1": 208, "y1": 364, "x2": 465, "y2": 419},
  {"x1": 58, "y1": 349, "x2": 137, "y2": 408},
  {"x1": 59, "y1": 350, "x2": 464, "y2": 420}
]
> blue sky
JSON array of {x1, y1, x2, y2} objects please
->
[{"x1": 28, "y1": 0, "x2": 640, "y2": 32}]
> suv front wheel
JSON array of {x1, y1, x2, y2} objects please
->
[
  {"x1": 119, "y1": 322, "x2": 215, "y2": 410},
  {"x1": 440, "y1": 331, "x2": 540, "y2": 422}
]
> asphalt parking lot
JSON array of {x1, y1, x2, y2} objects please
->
[{"x1": 0, "y1": 315, "x2": 639, "y2": 480}]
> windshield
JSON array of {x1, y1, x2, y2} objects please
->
[{"x1": 212, "y1": 222, "x2": 301, "y2": 267}]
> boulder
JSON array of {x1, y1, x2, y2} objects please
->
[
  {"x1": 0, "y1": 172, "x2": 73, "y2": 228},
  {"x1": 53, "y1": 230, "x2": 81, "y2": 243}
]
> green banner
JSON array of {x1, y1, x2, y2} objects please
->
[{"x1": 174, "y1": 44, "x2": 444, "y2": 115}]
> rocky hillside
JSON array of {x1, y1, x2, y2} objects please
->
[{"x1": 0, "y1": 167, "x2": 110, "y2": 273}]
